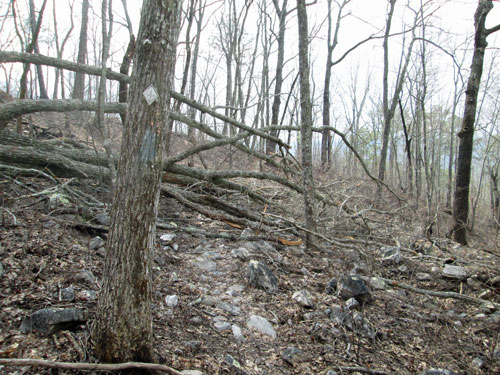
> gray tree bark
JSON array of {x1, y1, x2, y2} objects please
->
[
  {"x1": 72, "y1": 0, "x2": 89, "y2": 100},
  {"x1": 93, "y1": 0, "x2": 181, "y2": 362},
  {"x1": 452, "y1": 0, "x2": 500, "y2": 244},
  {"x1": 29, "y1": 0, "x2": 49, "y2": 99},
  {"x1": 296, "y1": 0, "x2": 316, "y2": 246}
]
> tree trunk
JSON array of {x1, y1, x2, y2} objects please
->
[
  {"x1": 93, "y1": 0, "x2": 181, "y2": 363},
  {"x1": 296, "y1": 0, "x2": 316, "y2": 246},
  {"x1": 29, "y1": 0, "x2": 49, "y2": 99},
  {"x1": 452, "y1": 0, "x2": 499, "y2": 244},
  {"x1": 17, "y1": 0, "x2": 48, "y2": 133},
  {"x1": 72, "y1": 0, "x2": 89, "y2": 100},
  {"x1": 266, "y1": 0, "x2": 287, "y2": 155},
  {"x1": 377, "y1": 0, "x2": 415, "y2": 183}
]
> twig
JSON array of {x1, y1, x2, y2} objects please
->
[
  {"x1": 0, "y1": 207, "x2": 17, "y2": 225},
  {"x1": 379, "y1": 277, "x2": 500, "y2": 309},
  {"x1": 0, "y1": 358, "x2": 185, "y2": 375},
  {"x1": 335, "y1": 366, "x2": 388, "y2": 375},
  {"x1": 265, "y1": 212, "x2": 358, "y2": 250}
]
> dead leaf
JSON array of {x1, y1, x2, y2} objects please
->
[
  {"x1": 223, "y1": 220, "x2": 244, "y2": 229},
  {"x1": 278, "y1": 237, "x2": 303, "y2": 246}
]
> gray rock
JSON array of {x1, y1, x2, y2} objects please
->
[
  {"x1": 159, "y1": 233, "x2": 176, "y2": 245},
  {"x1": 292, "y1": 289, "x2": 314, "y2": 308},
  {"x1": 478, "y1": 301, "x2": 496, "y2": 314},
  {"x1": 472, "y1": 356, "x2": 485, "y2": 369},
  {"x1": 338, "y1": 275, "x2": 371, "y2": 304},
  {"x1": 231, "y1": 248, "x2": 251, "y2": 259},
  {"x1": 287, "y1": 246, "x2": 305, "y2": 256},
  {"x1": 329, "y1": 306, "x2": 376, "y2": 339},
  {"x1": 232, "y1": 324, "x2": 245, "y2": 343},
  {"x1": 60, "y1": 287, "x2": 75, "y2": 302},
  {"x1": 281, "y1": 347, "x2": 309, "y2": 365},
  {"x1": 467, "y1": 276, "x2": 482, "y2": 288},
  {"x1": 190, "y1": 316, "x2": 203, "y2": 325},
  {"x1": 398, "y1": 264, "x2": 408, "y2": 272},
  {"x1": 0, "y1": 262, "x2": 3, "y2": 277},
  {"x1": 202, "y1": 251, "x2": 223, "y2": 260},
  {"x1": 214, "y1": 321, "x2": 231, "y2": 331},
  {"x1": 217, "y1": 302, "x2": 241, "y2": 316},
  {"x1": 490, "y1": 275, "x2": 500, "y2": 287},
  {"x1": 350, "y1": 263, "x2": 368, "y2": 275},
  {"x1": 227, "y1": 284, "x2": 245, "y2": 297},
  {"x1": 493, "y1": 349, "x2": 500, "y2": 363},
  {"x1": 193, "y1": 257, "x2": 217, "y2": 272},
  {"x1": 478, "y1": 289, "x2": 493, "y2": 299},
  {"x1": 489, "y1": 312, "x2": 500, "y2": 324},
  {"x1": 43, "y1": 220, "x2": 58, "y2": 229},
  {"x1": 442, "y1": 265, "x2": 467, "y2": 280},
  {"x1": 300, "y1": 266, "x2": 312, "y2": 276},
  {"x1": 19, "y1": 308, "x2": 87, "y2": 335},
  {"x1": 420, "y1": 369, "x2": 457, "y2": 375},
  {"x1": 96, "y1": 247, "x2": 106, "y2": 258},
  {"x1": 165, "y1": 295, "x2": 179, "y2": 307},
  {"x1": 181, "y1": 371, "x2": 204, "y2": 375},
  {"x1": 192, "y1": 244, "x2": 207, "y2": 254},
  {"x1": 304, "y1": 311, "x2": 325, "y2": 320},
  {"x1": 255, "y1": 240, "x2": 277, "y2": 254},
  {"x1": 416, "y1": 272, "x2": 432, "y2": 281},
  {"x1": 77, "y1": 290, "x2": 97, "y2": 301},
  {"x1": 239, "y1": 228, "x2": 254, "y2": 238},
  {"x1": 325, "y1": 278, "x2": 337, "y2": 294},
  {"x1": 74, "y1": 270, "x2": 97, "y2": 286},
  {"x1": 326, "y1": 371, "x2": 339, "y2": 375},
  {"x1": 370, "y1": 277, "x2": 386, "y2": 290},
  {"x1": 345, "y1": 297, "x2": 359, "y2": 310},
  {"x1": 247, "y1": 260, "x2": 278, "y2": 293},
  {"x1": 380, "y1": 246, "x2": 402, "y2": 264},
  {"x1": 224, "y1": 354, "x2": 246, "y2": 374},
  {"x1": 154, "y1": 256, "x2": 167, "y2": 266},
  {"x1": 184, "y1": 340, "x2": 202, "y2": 353},
  {"x1": 95, "y1": 213, "x2": 111, "y2": 226},
  {"x1": 247, "y1": 314, "x2": 276, "y2": 338},
  {"x1": 89, "y1": 236, "x2": 105, "y2": 251}
]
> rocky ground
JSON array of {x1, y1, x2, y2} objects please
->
[
  {"x1": 0, "y1": 110, "x2": 500, "y2": 375},
  {"x1": 0, "y1": 179, "x2": 500, "y2": 375}
]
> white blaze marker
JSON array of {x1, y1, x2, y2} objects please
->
[{"x1": 143, "y1": 85, "x2": 158, "y2": 105}]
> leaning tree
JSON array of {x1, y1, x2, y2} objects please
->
[{"x1": 451, "y1": 0, "x2": 500, "y2": 245}]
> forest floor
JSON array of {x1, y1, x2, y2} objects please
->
[{"x1": 1, "y1": 113, "x2": 500, "y2": 375}]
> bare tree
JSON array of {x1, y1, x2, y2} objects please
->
[
  {"x1": 296, "y1": 0, "x2": 316, "y2": 246},
  {"x1": 377, "y1": 0, "x2": 416, "y2": 183},
  {"x1": 28, "y1": 0, "x2": 48, "y2": 99},
  {"x1": 266, "y1": 0, "x2": 288, "y2": 155},
  {"x1": 72, "y1": 0, "x2": 89, "y2": 100},
  {"x1": 52, "y1": 0, "x2": 75, "y2": 99},
  {"x1": 93, "y1": 0, "x2": 181, "y2": 362},
  {"x1": 16, "y1": 0, "x2": 48, "y2": 133},
  {"x1": 451, "y1": 0, "x2": 500, "y2": 244},
  {"x1": 321, "y1": 0, "x2": 350, "y2": 168}
]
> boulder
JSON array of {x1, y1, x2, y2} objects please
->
[
  {"x1": 338, "y1": 275, "x2": 371, "y2": 304},
  {"x1": 19, "y1": 308, "x2": 87, "y2": 335},
  {"x1": 247, "y1": 260, "x2": 278, "y2": 293},
  {"x1": 442, "y1": 265, "x2": 467, "y2": 280},
  {"x1": 247, "y1": 314, "x2": 276, "y2": 338}
]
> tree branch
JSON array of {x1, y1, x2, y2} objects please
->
[
  {"x1": 0, "y1": 358, "x2": 185, "y2": 375},
  {"x1": 0, "y1": 51, "x2": 131, "y2": 83},
  {"x1": 380, "y1": 277, "x2": 500, "y2": 309}
]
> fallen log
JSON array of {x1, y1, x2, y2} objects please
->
[{"x1": 0, "y1": 99, "x2": 125, "y2": 132}]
